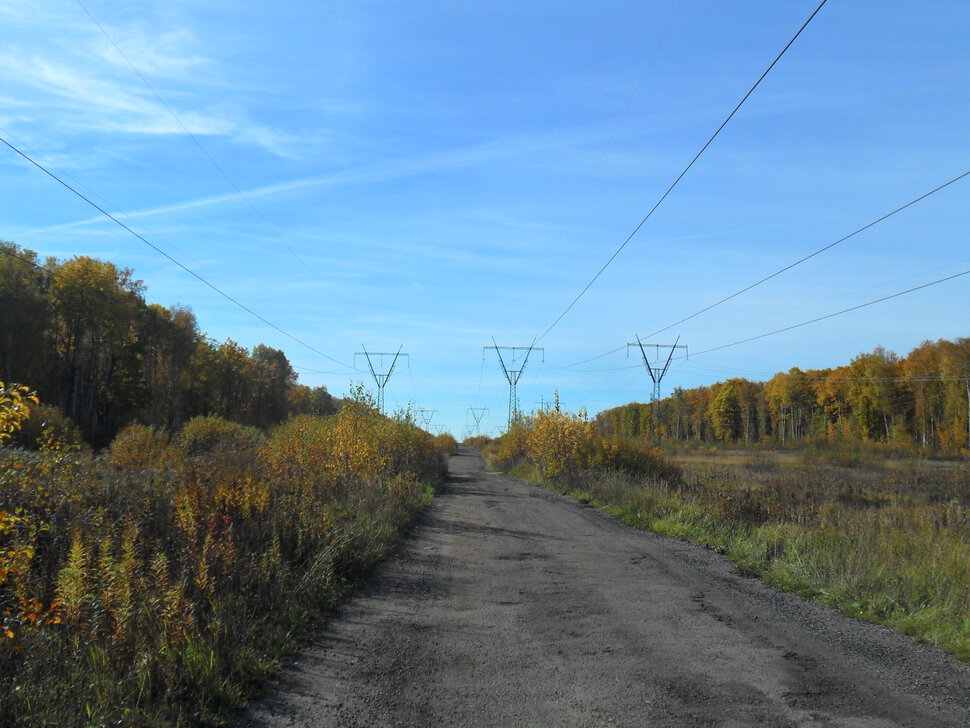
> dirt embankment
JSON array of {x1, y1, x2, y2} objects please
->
[{"x1": 236, "y1": 448, "x2": 970, "y2": 727}]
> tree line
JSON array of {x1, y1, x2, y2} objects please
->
[
  {"x1": 596, "y1": 339, "x2": 970, "y2": 452},
  {"x1": 0, "y1": 242, "x2": 338, "y2": 447}
]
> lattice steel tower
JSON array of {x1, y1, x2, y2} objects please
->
[
  {"x1": 355, "y1": 345, "x2": 408, "y2": 415},
  {"x1": 484, "y1": 339, "x2": 543, "y2": 429},
  {"x1": 626, "y1": 335, "x2": 687, "y2": 403}
]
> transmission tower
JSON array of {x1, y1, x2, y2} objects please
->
[
  {"x1": 467, "y1": 406, "x2": 488, "y2": 436},
  {"x1": 626, "y1": 335, "x2": 687, "y2": 403},
  {"x1": 627, "y1": 335, "x2": 686, "y2": 438},
  {"x1": 484, "y1": 338, "x2": 544, "y2": 429},
  {"x1": 418, "y1": 407, "x2": 437, "y2": 430},
  {"x1": 355, "y1": 345, "x2": 408, "y2": 415},
  {"x1": 535, "y1": 397, "x2": 557, "y2": 412}
]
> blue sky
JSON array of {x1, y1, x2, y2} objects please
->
[{"x1": 2, "y1": 0, "x2": 968, "y2": 437}]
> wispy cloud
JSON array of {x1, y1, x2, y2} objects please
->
[
  {"x1": 94, "y1": 25, "x2": 213, "y2": 80},
  {"x1": 0, "y1": 6, "x2": 305, "y2": 157},
  {"x1": 29, "y1": 126, "x2": 601, "y2": 234}
]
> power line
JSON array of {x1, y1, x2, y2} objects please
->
[
  {"x1": 553, "y1": 169, "x2": 969, "y2": 373},
  {"x1": 0, "y1": 134, "x2": 357, "y2": 372},
  {"x1": 550, "y1": 345, "x2": 626, "y2": 371},
  {"x1": 535, "y1": 0, "x2": 829, "y2": 344},
  {"x1": 0, "y1": 246, "x2": 47, "y2": 273},
  {"x1": 556, "y1": 266, "x2": 970, "y2": 382},
  {"x1": 692, "y1": 268, "x2": 970, "y2": 357},
  {"x1": 644, "y1": 169, "x2": 970, "y2": 339}
]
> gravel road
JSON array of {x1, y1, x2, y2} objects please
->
[{"x1": 236, "y1": 447, "x2": 970, "y2": 727}]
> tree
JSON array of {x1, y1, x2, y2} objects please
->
[
  {"x1": 249, "y1": 345, "x2": 296, "y2": 427},
  {"x1": 48, "y1": 256, "x2": 144, "y2": 445},
  {"x1": 816, "y1": 365, "x2": 852, "y2": 440},
  {"x1": 847, "y1": 348, "x2": 900, "y2": 441},
  {"x1": 708, "y1": 379, "x2": 743, "y2": 442},
  {"x1": 0, "y1": 242, "x2": 50, "y2": 387}
]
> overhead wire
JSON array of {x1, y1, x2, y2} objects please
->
[
  {"x1": 552, "y1": 168, "x2": 969, "y2": 373},
  {"x1": 690, "y1": 267, "x2": 970, "y2": 357},
  {"x1": 534, "y1": 0, "x2": 829, "y2": 345},
  {"x1": 552, "y1": 266, "x2": 970, "y2": 386},
  {"x1": 0, "y1": 127, "x2": 314, "y2": 338},
  {"x1": 1, "y1": 242, "x2": 356, "y2": 377},
  {"x1": 530, "y1": 0, "x2": 679, "y2": 377},
  {"x1": 572, "y1": 0, "x2": 684, "y2": 205},
  {"x1": 0, "y1": 134, "x2": 357, "y2": 372},
  {"x1": 643, "y1": 169, "x2": 970, "y2": 339},
  {"x1": 575, "y1": 366, "x2": 647, "y2": 416}
]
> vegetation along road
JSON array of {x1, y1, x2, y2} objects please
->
[{"x1": 237, "y1": 448, "x2": 970, "y2": 727}]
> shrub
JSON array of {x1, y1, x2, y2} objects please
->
[
  {"x1": 525, "y1": 409, "x2": 595, "y2": 481},
  {"x1": 101, "y1": 423, "x2": 173, "y2": 471},
  {"x1": 463, "y1": 434, "x2": 492, "y2": 450},
  {"x1": 10, "y1": 404, "x2": 86, "y2": 452},
  {"x1": 433, "y1": 432, "x2": 458, "y2": 455},
  {"x1": 591, "y1": 437, "x2": 683, "y2": 483},
  {"x1": 0, "y1": 382, "x2": 37, "y2": 445},
  {"x1": 178, "y1": 415, "x2": 264, "y2": 457},
  {"x1": 1, "y1": 404, "x2": 445, "y2": 726},
  {"x1": 489, "y1": 421, "x2": 530, "y2": 471}
]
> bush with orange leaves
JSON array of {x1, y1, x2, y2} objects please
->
[{"x1": 489, "y1": 419, "x2": 530, "y2": 471}]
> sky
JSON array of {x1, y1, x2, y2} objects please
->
[{"x1": 1, "y1": 0, "x2": 968, "y2": 438}]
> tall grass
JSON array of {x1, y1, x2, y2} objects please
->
[{"x1": 0, "y1": 401, "x2": 447, "y2": 727}]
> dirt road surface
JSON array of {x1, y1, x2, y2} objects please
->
[{"x1": 236, "y1": 448, "x2": 970, "y2": 727}]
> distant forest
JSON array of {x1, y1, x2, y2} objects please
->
[
  {"x1": 0, "y1": 242, "x2": 338, "y2": 447},
  {"x1": 598, "y1": 339, "x2": 970, "y2": 452},
  {"x1": 4, "y1": 241, "x2": 970, "y2": 453}
]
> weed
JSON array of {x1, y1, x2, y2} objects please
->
[{"x1": 0, "y1": 394, "x2": 447, "y2": 726}]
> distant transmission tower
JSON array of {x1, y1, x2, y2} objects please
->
[
  {"x1": 467, "y1": 406, "x2": 488, "y2": 436},
  {"x1": 484, "y1": 338, "x2": 544, "y2": 429},
  {"x1": 418, "y1": 407, "x2": 437, "y2": 430},
  {"x1": 355, "y1": 345, "x2": 408, "y2": 414},
  {"x1": 626, "y1": 335, "x2": 687, "y2": 404},
  {"x1": 627, "y1": 335, "x2": 686, "y2": 437},
  {"x1": 535, "y1": 397, "x2": 556, "y2": 412}
]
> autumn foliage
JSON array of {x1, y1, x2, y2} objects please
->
[
  {"x1": 483, "y1": 405, "x2": 681, "y2": 487},
  {"x1": 0, "y1": 388, "x2": 448, "y2": 727},
  {"x1": 0, "y1": 241, "x2": 339, "y2": 448},
  {"x1": 597, "y1": 339, "x2": 970, "y2": 453}
]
